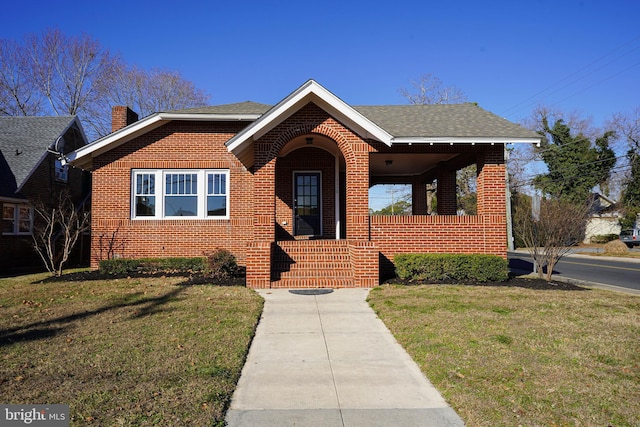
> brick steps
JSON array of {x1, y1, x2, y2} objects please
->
[{"x1": 271, "y1": 240, "x2": 355, "y2": 287}]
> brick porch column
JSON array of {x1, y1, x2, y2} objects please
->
[
  {"x1": 246, "y1": 144, "x2": 277, "y2": 288},
  {"x1": 436, "y1": 168, "x2": 457, "y2": 215},
  {"x1": 476, "y1": 146, "x2": 506, "y2": 216},
  {"x1": 412, "y1": 178, "x2": 428, "y2": 215},
  {"x1": 345, "y1": 142, "x2": 371, "y2": 239}
]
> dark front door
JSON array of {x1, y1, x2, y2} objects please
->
[{"x1": 294, "y1": 172, "x2": 321, "y2": 236}]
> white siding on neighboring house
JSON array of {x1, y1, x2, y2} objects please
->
[{"x1": 584, "y1": 216, "x2": 621, "y2": 243}]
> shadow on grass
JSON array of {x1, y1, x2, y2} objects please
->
[
  {"x1": 2, "y1": 273, "x2": 245, "y2": 347},
  {"x1": 32, "y1": 270, "x2": 246, "y2": 286}
]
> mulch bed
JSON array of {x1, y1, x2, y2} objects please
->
[{"x1": 384, "y1": 276, "x2": 588, "y2": 291}]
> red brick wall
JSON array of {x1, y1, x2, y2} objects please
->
[{"x1": 90, "y1": 121, "x2": 253, "y2": 267}]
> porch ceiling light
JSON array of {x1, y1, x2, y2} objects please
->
[
  {"x1": 306, "y1": 137, "x2": 313, "y2": 145},
  {"x1": 385, "y1": 160, "x2": 393, "y2": 166}
]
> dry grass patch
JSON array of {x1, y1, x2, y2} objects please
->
[
  {"x1": 0, "y1": 271, "x2": 263, "y2": 426},
  {"x1": 368, "y1": 284, "x2": 640, "y2": 427}
]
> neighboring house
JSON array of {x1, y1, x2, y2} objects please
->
[
  {"x1": 584, "y1": 193, "x2": 622, "y2": 243},
  {"x1": 66, "y1": 80, "x2": 540, "y2": 288},
  {"x1": 0, "y1": 116, "x2": 91, "y2": 275}
]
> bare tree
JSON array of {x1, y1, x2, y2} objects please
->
[
  {"x1": 611, "y1": 107, "x2": 640, "y2": 149},
  {"x1": 399, "y1": 73, "x2": 467, "y2": 105},
  {"x1": 0, "y1": 38, "x2": 43, "y2": 115},
  {"x1": 31, "y1": 192, "x2": 91, "y2": 277},
  {"x1": 2, "y1": 29, "x2": 210, "y2": 139},
  {"x1": 87, "y1": 66, "x2": 209, "y2": 136},
  {"x1": 513, "y1": 196, "x2": 590, "y2": 281},
  {"x1": 608, "y1": 107, "x2": 640, "y2": 226},
  {"x1": 24, "y1": 29, "x2": 122, "y2": 117}
]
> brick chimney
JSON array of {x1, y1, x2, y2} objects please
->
[{"x1": 111, "y1": 106, "x2": 139, "y2": 132}]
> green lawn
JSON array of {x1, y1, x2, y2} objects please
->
[
  {"x1": 368, "y1": 284, "x2": 640, "y2": 427},
  {"x1": 0, "y1": 271, "x2": 263, "y2": 426}
]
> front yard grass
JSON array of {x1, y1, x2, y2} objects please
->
[
  {"x1": 368, "y1": 284, "x2": 640, "y2": 427},
  {"x1": 0, "y1": 271, "x2": 263, "y2": 426}
]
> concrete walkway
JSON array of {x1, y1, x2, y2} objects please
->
[{"x1": 226, "y1": 288, "x2": 464, "y2": 426}]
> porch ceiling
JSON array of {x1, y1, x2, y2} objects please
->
[{"x1": 370, "y1": 152, "x2": 457, "y2": 177}]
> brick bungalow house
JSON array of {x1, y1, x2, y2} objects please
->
[
  {"x1": 1, "y1": 116, "x2": 90, "y2": 275},
  {"x1": 66, "y1": 80, "x2": 540, "y2": 288}
]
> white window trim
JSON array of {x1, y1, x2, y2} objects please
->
[
  {"x1": 2, "y1": 203, "x2": 34, "y2": 235},
  {"x1": 131, "y1": 169, "x2": 229, "y2": 220}
]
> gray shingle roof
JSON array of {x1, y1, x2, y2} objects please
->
[
  {"x1": 0, "y1": 116, "x2": 76, "y2": 197},
  {"x1": 354, "y1": 104, "x2": 536, "y2": 139},
  {"x1": 165, "y1": 102, "x2": 272, "y2": 115},
  {"x1": 168, "y1": 102, "x2": 536, "y2": 139}
]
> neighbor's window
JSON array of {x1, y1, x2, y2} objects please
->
[
  {"x1": 54, "y1": 159, "x2": 68, "y2": 182},
  {"x1": 2, "y1": 203, "x2": 33, "y2": 235},
  {"x1": 132, "y1": 169, "x2": 229, "y2": 219}
]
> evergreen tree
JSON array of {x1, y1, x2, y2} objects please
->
[{"x1": 533, "y1": 116, "x2": 616, "y2": 205}]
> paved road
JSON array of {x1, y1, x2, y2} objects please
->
[{"x1": 508, "y1": 251, "x2": 640, "y2": 292}]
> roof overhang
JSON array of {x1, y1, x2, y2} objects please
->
[
  {"x1": 225, "y1": 80, "x2": 394, "y2": 165},
  {"x1": 65, "y1": 112, "x2": 261, "y2": 170},
  {"x1": 391, "y1": 136, "x2": 541, "y2": 146}
]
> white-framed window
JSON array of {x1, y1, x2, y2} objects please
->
[
  {"x1": 2, "y1": 203, "x2": 33, "y2": 235},
  {"x1": 54, "y1": 159, "x2": 68, "y2": 182},
  {"x1": 131, "y1": 169, "x2": 229, "y2": 219}
]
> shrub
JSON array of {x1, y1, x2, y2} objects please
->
[
  {"x1": 603, "y1": 239, "x2": 629, "y2": 255},
  {"x1": 205, "y1": 248, "x2": 238, "y2": 279},
  {"x1": 590, "y1": 234, "x2": 619, "y2": 244},
  {"x1": 99, "y1": 257, "x2": 207, "y2": 275},
  {"x1": 394, "y1": 253, "x2": 509, "y2": 283}
]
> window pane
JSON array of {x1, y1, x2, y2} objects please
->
[
  {"x1": 149, "y1": 175, "x2": 155, "y2": 194},
  {"x1": 165, "y1": 195, "x2": 197, "y2": 216},
  {"x1": 2, "y1": 206, "x2": 15, "y2": 234},
  {"x1": 207, "y1": 173, "x2": 226, "y2": 195},
  {"x1": 136, "y1": 196, "x2": 156, "y2": 216},
  {"x1": 18, "y1": 219, "x2": 31, "y2": 233},
  {"x1": 55, "y1": 159, "x2": 68, "y2": 182},
  {"x1": 137, "y1": 174, "x2": 155, "y2": 195},
  {"x1": 207, "y1": 196, "x2": 227, "y2": 216},
  {"x1": 166, "y1": 173, "x2": 197, "y2": 195},
  {"x1": 2, "y1": 206, "x2": 13, "y2": 221}
]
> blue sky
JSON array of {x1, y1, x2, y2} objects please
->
[
  {"x1": 3, "y1": 0, "x2": 639, "y2": 208},
  {"x1": 3, "y1": 0, "x2": 638, "y2": 127}
]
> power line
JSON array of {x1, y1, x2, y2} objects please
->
[{"x1": 500, "y1": 34, "x2": 640, "y2": 119}]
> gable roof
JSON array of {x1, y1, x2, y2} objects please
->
[
  {"x1": 0, "y1": 116, "x2": 84, "y2": 198},
  {"x1": 224, "y1": 80, "x2": 397, "y2": 165},
  {"x1": 66, "y1": 104, "x2": 265, "y2": 170},
  {"x1": 67, "y1": 80, "x2": 541, "y2": 170}
]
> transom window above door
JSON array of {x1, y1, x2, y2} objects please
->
[{"x1": 131, "y1": 169, "x2": 229, "y2": 219}]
